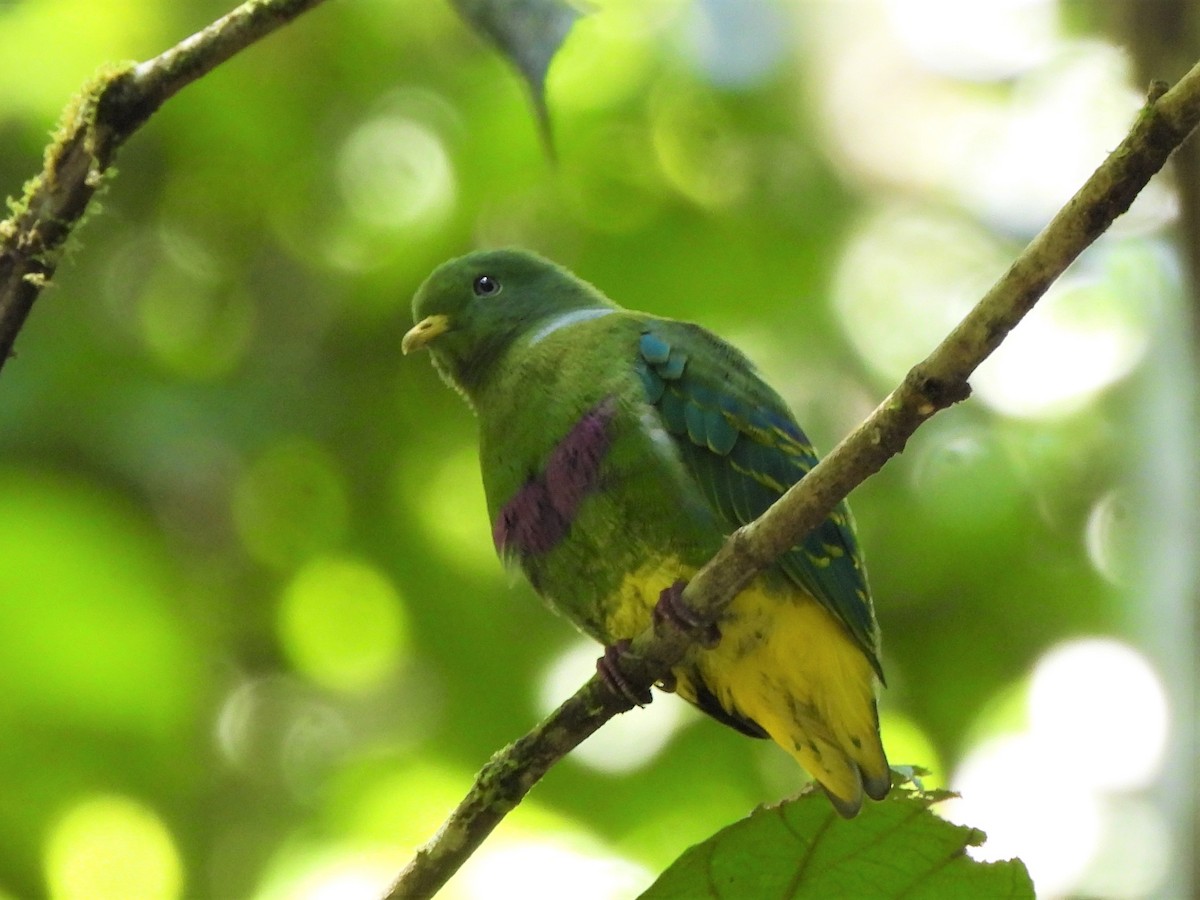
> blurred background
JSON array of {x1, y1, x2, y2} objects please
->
[{"x1": 0, "y1": 0, "x2": 1194, "y2": 897}]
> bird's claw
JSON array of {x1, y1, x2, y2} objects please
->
[
  {"x1": 596, "y1": 640, "x2": 653, "y2": 708},
  {"x1": 653, "y1": 579, "x2": 721, "y2": 649}
]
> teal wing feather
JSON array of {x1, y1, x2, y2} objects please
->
[{"x1": 635, "y1": 321, "x2": 882, "y2": 679}]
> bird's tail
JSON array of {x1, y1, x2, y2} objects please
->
[{"x1": 690, "y1": 582, "x2": 890, "y2": 817}]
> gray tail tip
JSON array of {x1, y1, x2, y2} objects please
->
[
  {"x1": 822, "y1": 783, "x2": 864, "y2": 819},
  {"x1": 823, "y1": 764, "x2": 891, "y2": 817},
  {"x1": 864, "y1": 767, "x2": 892, "y2": 801}
]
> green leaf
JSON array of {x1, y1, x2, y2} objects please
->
[
  {"x1": 448, "y1": 0, "x2": 581, "y2": 153},
  {"x1": 639, "y1": 786, "x2": 1033, "y2": 900}
]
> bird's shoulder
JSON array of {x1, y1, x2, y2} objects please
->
[{"x1": 475, "y1": 309, "x2": 649, "y2": 489}]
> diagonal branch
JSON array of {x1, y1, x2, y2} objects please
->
[
  {"x1": 0, "y1": 0, "x2": 332, "y2": 372},
  {"x1": 384, "y1": 61, "x2": 1200, "y2": 900}
]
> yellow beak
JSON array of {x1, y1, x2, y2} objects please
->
[{"x1": 402, "y1": 314, "x2": 450, "y2": 355}]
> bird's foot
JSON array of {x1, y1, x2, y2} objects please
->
[
  {"x1": 653, "y1": 579, "x2": 721, "y2": 649},
  {"x1": 596, "y1": 640, "x2": 653, "y2": 708}
]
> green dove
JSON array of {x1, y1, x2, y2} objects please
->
[{"x1": 404, "y1": 248, "x2": 889, "y2": 816}]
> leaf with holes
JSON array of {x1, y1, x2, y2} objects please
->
[
  {"x1": 639, "y1": 786, "x2": 1033, "y2": 899},
  {"x1": 448, "y1": 0, "x2": 581, "y2": 153}
]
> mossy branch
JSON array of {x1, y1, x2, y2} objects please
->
[
  {"x1": 384, "y1": 62, "x2": 1200, "y2": 900},
  {"x1": 0, "y1": 0, "x2": 331, "y2": 371}
]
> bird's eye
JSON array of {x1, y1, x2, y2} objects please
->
[{"x1": 473, "y1": 274, "x2": 501, "y2": 297}]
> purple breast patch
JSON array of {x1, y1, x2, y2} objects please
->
[{"x1": 493, "y1": 398, "x2": 616, "y2": 558}]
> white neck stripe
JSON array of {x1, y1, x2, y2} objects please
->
[{"x1": 527, "y1": 307, "x2": 613, "y2": 345}]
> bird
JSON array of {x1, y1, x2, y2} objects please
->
[{"x1": 402, "y1": 248, "x2": 890, "y2": 816}]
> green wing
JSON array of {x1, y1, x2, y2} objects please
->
[{"x1": 635, "y1": 321, "x2": 882, "y2": 678}]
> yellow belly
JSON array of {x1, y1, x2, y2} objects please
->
[{"x1": 606, "y1": 559, "x2": 889, "y2": 816}]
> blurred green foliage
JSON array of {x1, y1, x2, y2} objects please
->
[{"x1": 0, "y1": 1, "x2": 1190, "y2": 898}]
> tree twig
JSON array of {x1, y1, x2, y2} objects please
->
[
  {"x1": 0, "y1": 0, "x2": 332, "y2": 372},
  {"x1": 384, "y1": 60, "x2": 1200, "y2": 900}
]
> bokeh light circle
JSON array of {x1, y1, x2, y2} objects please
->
[
  {"x1": 336, "y1": 116, "x2": 455, "y2": 232},
  {"x1": 44, "y1": 794, "x2": 184, "y2": 900},
  {"x1": 1028, "y1": 637, "x2": 1169, "y2": 792},
  {"x1": 536, "y1": 640, "x2": 692, "y2": 773},
  {"x1": 945, "y1": 733, "x2": 1101, "y2": 896},
  {"x1": 278, "y1": 556, "x2": 409, "y2": 693},
  {"x1": 232, "y1": 439, "x2": 348, "y2": 570}
]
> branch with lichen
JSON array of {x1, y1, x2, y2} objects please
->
[
  {"x1": 383, "y1": 64, "x2": 1200, "y2": 900},
  {"x1": 0, "y1": 0, "x2": 331, "y2": 372}
]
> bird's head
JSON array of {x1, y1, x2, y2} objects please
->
[{"x1": 404, "y1": 248, "x2": 612, "y2": 399}]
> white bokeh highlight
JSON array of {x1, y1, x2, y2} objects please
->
[
  {"x1": 537, "y1": 639, "x2": 693, "y2": 774},
  {"x1": 458, "y1": 838, "x2": 652, "y2": 900},
  {"x1": 944, "y1": 733, "x2": 1102, "y2": 896},
  {"x1": 1028, "y1": 638, "x2": 1169, "y2": 793},
  {"x1": 972, "y1": 273, "x2": 1150, "y2": 419},
  {"x1": 947, "y1": 638, "x2": 1171, "y2": 897},
  {"x1": 883, "y1": 0, "x2": 1058, "y2": 80}
]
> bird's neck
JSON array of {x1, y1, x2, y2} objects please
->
[{"x1": 450, "y1": 305, "x2": 615, "y2": 406}]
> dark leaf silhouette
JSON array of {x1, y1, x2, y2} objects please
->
[{"x1": 449, "y1": 0, "x2": 581, "y2": 153}]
